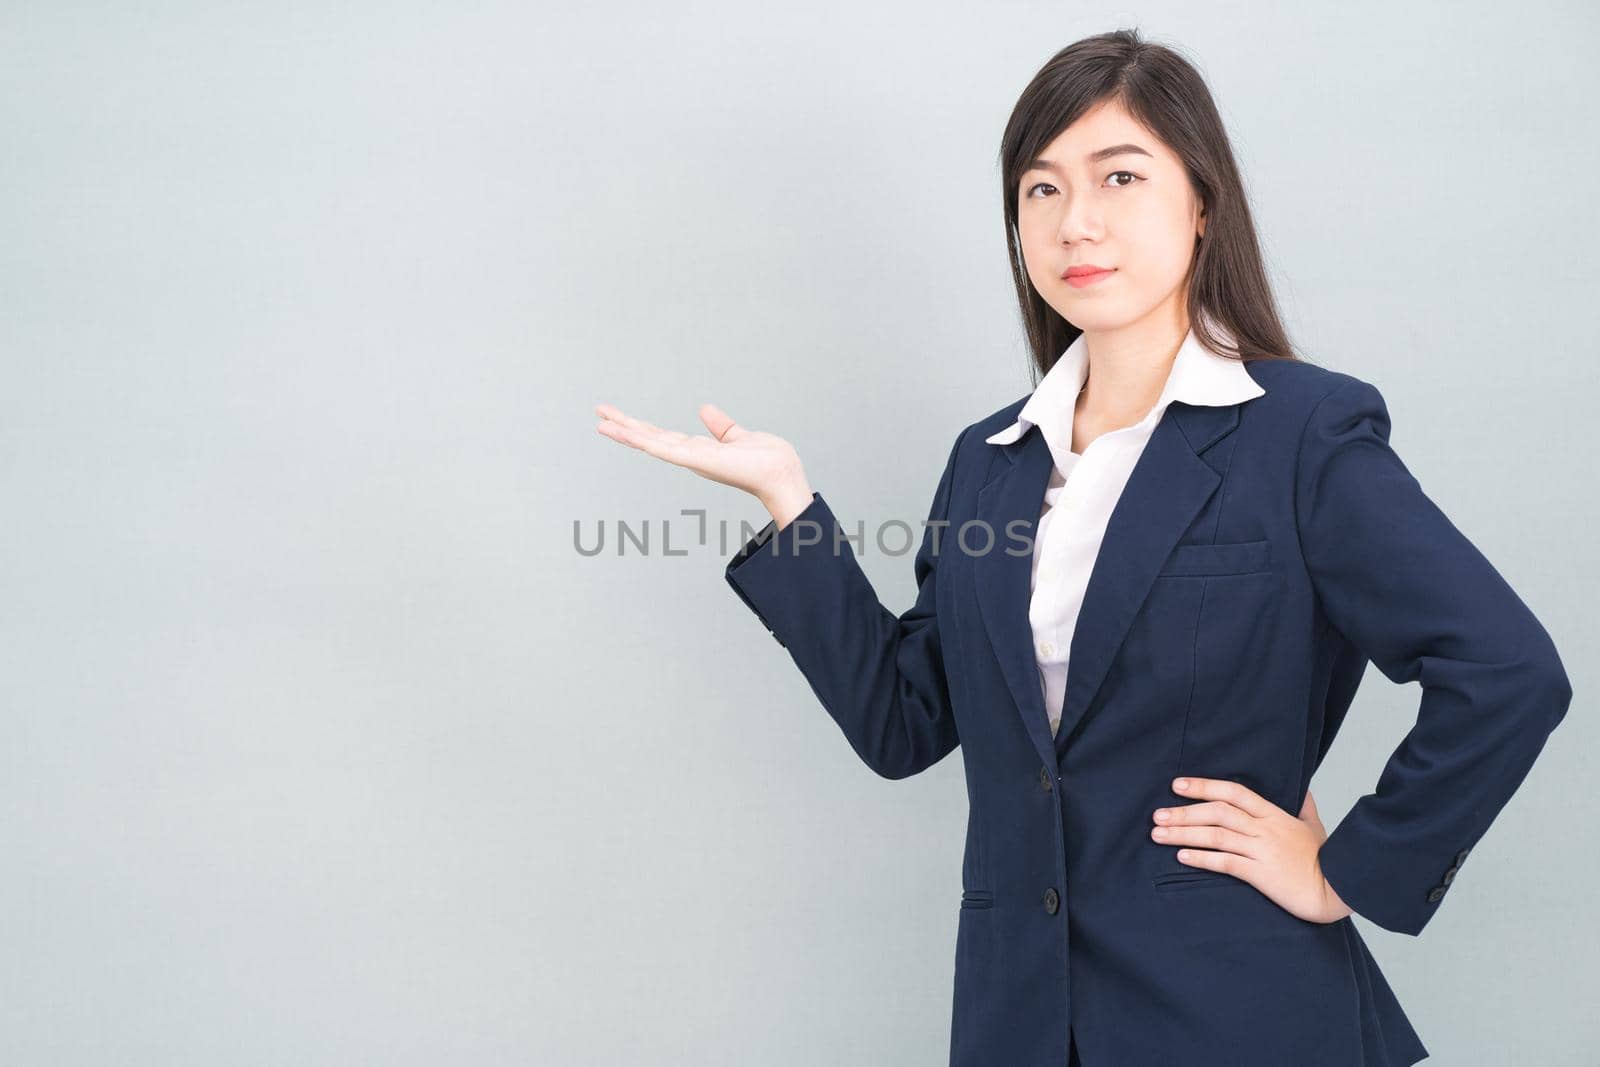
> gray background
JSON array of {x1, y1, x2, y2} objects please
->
[{"x1": 3, "y1": 2, "x2": 1595, "y2": 1064}]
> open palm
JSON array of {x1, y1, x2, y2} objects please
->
[{"x1": 594, "y1": 402, "x2": 810, "y2": 515}]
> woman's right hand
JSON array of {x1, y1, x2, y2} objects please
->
[{"x1": 594, "y1": 401, "x2": 815, "y2": 529}]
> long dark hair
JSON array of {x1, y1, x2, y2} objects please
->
[{"x1": 998, "y1": 29, "x2": 1302, "y2": 383}]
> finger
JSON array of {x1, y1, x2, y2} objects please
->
[
  {"x1": 595, "y1": 405, "x2": 690, "y2": 447},
  {"x1": 1173, "y1": 847, "x2": 1251, "y2": 879},
  {"x1": 698, "y1": 403, "x2": 744, "y2": 443},
  {"x1": 596, "y1": 418, "x2": 688, "y2": 463},
  {"x1": 1154, "y1": 799, "x2": 1259, "y2": 835},
  {"x1": 596, "y1": 418, "x2": 648, "y2": 451},
  {"x1": 623, "y1": 426, "x2": 696, "y2": 466},
  {"x1": 596, "y1": 404, "x2": 655, "y2": 438},
  {"x1": 595, "y1": 404, "x2": 689, "y2": 444},
  {"x1": 1172, "y1": 776, "x2": 1273, "y2": 819},
  {"x1": 1153, "y1": 823, "x2": 1262, "y2": 860}
]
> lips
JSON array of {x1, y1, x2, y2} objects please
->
[{"x1": 1062, "y1": 266, "x2": 1115, "y2": 288}]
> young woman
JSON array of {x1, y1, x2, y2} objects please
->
[{"x1": 594, "y1": 29, "x2": 1570, "y2": 1067}]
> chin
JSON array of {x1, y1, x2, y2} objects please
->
[{"x1": 1059, "y1": 306, "x2": 1134, "y2": 332}]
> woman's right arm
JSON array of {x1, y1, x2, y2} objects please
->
[
  {"x1": 722, "y1": 426, "x2": 970, "y2": 780},
  {"x1": 595, "y1": 401, "x2": 969, "y2": 779}
]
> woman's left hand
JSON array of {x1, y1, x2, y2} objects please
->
[{"x1": 1151, "y1": 777, "x2": 1354, "y2": 924}]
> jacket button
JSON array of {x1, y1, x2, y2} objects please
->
[
  {"x1": 1441, "y1": 867, "x2": 1456, "y2": 886},
  {"x1": 1455, "y1": 848, "x2": 1471, "y2": 866},
  {"x1": 1043, "y1": 887, "x2": 1060, "y2": 914},
  {"x1": 1426, "y1": 886, "x2": 1445, "y2": 903},
  {"x1": 1039, "y1": 766, "x2": 1053, "y2": 791}
]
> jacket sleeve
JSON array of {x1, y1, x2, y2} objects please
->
[
  {"x1": 723, "y1": 425, "x2": 970, "y2": 780},
  {"x1": 1296, "y1": 376, "x2": 1572, "y2": 936}
]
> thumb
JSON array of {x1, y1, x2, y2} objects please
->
[
  {"x1": 1297, "y1": 788, "x2": 1319, "y2": 823},
  {"x1": 699, "y1": 403, "x2": 743, "y2": 443}
]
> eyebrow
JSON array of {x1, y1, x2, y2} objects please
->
[{"x1": 1025, "y1": 144, "x2": 1154, "y2": 174}]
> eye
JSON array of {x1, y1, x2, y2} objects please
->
[{"x1": 1024, "y1": 172, "x2": 1142, "y2": 198}]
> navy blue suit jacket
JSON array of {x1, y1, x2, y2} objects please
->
[{"x1": 723, "y1": 357, "x2": 1571, "y2": 1067}]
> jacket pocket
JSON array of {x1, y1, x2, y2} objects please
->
[
  {"x1": 1158, "y1": 539, "x2": 1271, "y2": 577},
  {"x1": 1152, "y1": 870, "x2": 1248, "y2": 892},
  {"x1": 960, "y1": 889, "x2": 995, "y2": 910}
]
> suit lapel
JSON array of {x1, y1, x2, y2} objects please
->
[
  {"x1": 1053, "y1": 403, "x2": 1240, "y2": 754},
  {"x1": 973, "y1": 427, "x2": 1057, "y2": 770},
  {"x1": 974, "y1": 401, "x2": 1244, "y2": 770}
]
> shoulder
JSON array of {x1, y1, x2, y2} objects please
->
[
  {"x1": 1242, "y1": 358, "x2": 1405, "y2": 491},
  {"x1": 1241, "y1": 357, "x2": 1396, "y2": 446},
  {"x1": 1243, "y1": 356, "x2": 1366, "y2": 408}
]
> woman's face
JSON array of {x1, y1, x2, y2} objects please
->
[{"x1": 1015, "y1": 98, "x2": 1205, "y2": 333}]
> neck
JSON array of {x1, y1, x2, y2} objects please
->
[{"x1": 1076, "y1": 298, "x2": 1189, "y2": 431}]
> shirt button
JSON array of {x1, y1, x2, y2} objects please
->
[
  {"x1": 1042, "y1": 887, "x2": 1060, "y2": 914},
  {"x1": 1038, "y1": 641, "x2": 1054, "y2": 658}
]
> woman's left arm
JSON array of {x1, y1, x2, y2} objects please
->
[{"x1": 1293, "y1": 374, "x2": 1573, "y2": 936}]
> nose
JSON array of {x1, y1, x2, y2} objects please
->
[{"x1": 1054, "y1": 194, "x2": 1103, "y2": 245}]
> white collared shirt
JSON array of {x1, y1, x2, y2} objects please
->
[{"x1": 983, "y1": 321, "x2": 1265, "y2": 737}]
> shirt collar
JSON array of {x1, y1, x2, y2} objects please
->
[{"x1": 983, "y1": 316, "x2": 1265, "y2": 472}]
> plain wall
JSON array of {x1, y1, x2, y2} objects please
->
[{"x1": 2, "y1": 2, "x2": 1595, "y2": 1063}]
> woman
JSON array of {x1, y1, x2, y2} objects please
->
[{"x1": 594, "y1": 29, "x2": 1570, "y2": 1067}]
